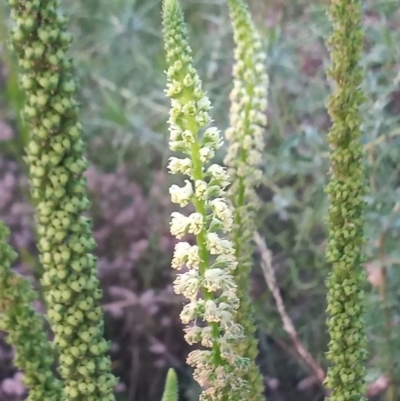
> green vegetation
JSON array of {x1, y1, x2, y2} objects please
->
[{"x1": 0, "y1": 1, "x2": 399, "y2": 401}]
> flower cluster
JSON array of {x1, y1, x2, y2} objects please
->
[
  {"x1": 324, "y1": 1, "x2": 368, "y2": 400},
  {"x1": 0, "y1": 221, "x2": 62, "y2": 401},
  {"x1": 162, "y1": 0, "x2": 251, "y2": 399},
  {"x1": 7, "y1": 1, "x2": 117, "y2": 400},
  {"x1": 224, "y1": 0, "x2": 269, "y2": 397}
]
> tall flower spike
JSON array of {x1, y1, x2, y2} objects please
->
[
  {"x1": 162, "y1": 0, "x2": 251, "y2": 399},
  {"x1": 324, "y1": 1, "x2": 368, "y2": 400},
  {"x1": 0, "y1": 221, "x2": 63, "y2": 401},
  {"x1": 224, "y1": 0, "x2": 268, "y2": 398},
  {"x1": 6, "y1": 1, "x2": 118, "y2": 400}
]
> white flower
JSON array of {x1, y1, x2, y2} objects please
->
[
  {"x1": 170, "y1": 212, "x2": 189, "y2": 239},
  {"x1": 168, "y1": 157, "x2": 192, "y2": 175},
  {"x1": 182, "y1": 101, "x2": 197, "y2": 116},
  {"x1": 242, "y1": 135, "x2": 253, "y2": 151},
  {"x1": 173, "y1": 60, "x2": 183, "y2": 72},
  {"x1": 203, "y1": 127, "x2": 224, "y2": 152},
  {"x1": 180, "y1": 301, "x2": 200, "y2": 324},
  {"x1": 188, "y1": 212, "x2": 204, "y2": 235},
  {"x1": 184, "y1": 325, "x2": 202, "y2": 345},
  {"x1": 174, "y1": 270, "x2": 201, "y2": 301},
  {"x1": 168, "y1": 121, "x2": 182, "y2": 140},
  {"x1": 182, "y1": 129, "x2": 195, "y2": 146},
  {"x1": 207, "y1": 164, "x2": 230, "y2": 187},
  {"x1": 203, "y1": 268, "x2": 236, "y2": 293},
  {"x1": 224, "y1": 323, "x2": 244, "y2": 341},
  {"x1": 195, "y1": 180, "x2": 207, "y2": 200},
  {"x1": 169, "y1": 139, "x2": 185, "y2": 152},
  {"x1": 204, "y1": 300, "x2": 220, "y2": 323},
  {"x1": 219, "y1": 254, "x2": 238, "y2": 271},
  {"x1": 183, "y1": 73, "x2": 194, "y2": 87},
  {"x1": 199, "y1": 146, "x2": 215, "y2": 163},
  {"x1": 217, "y1": 302, "x2": 235, "y2": 329},
  {"x1": 206, "y1": 233, "x2": 234, "y2": 255},
  {"x1": 187, "y1": 349, "x2": 212, "y2": 369},
  {"x1": 210, "y1": 198, "x2": 233, "y2": 231},
  {"x1": 220, "y1": 292, "x2": 239, "y2": 310},
  {"x1": 219, "y1": 336, "x2": 239, "y2": 364},
  {"x1": 195, "y1": 111, "x2": 211, "y2": 127},
  {"x1": 169, "y1": 102, "x2": 182, "y2": 120},
  {"x1": 249, "y1": 149, "x2": 262, "y2": 165},
  {"x1": 169, "y1": 180, "x2": 193, "y2": 207},
  {"x1": 171, "y1": 241, "x2": 191, "y2": 269},
  {"x1": 166, "y1": 80, "x2": 182, "y2": 97},
  {"x1": 200, "y1": 326, "x2": 214, "y2": 347},
  {"x1": 197, "y1": 95, "x2": 212, "y2": 111},
  {"x1": 186, "y1": 245, "x2": 201, "y2": 269}
]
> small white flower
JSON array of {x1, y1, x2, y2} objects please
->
[
  {"x1": 182, "y1": 129, "x2": 195, "y2": 146},
  {"x1": 199, "y1": 146, "x2": 215, "y2": 163},
  {"x1": 187, "y1": 245, "x2": 201, "y2": 269},
  {"x1": 249, "y1": 149, "x2": 262, "y2": 165},
  {"x1": 182, "y1": 101, "x2": 197, "y2": 116},
  {"x1": 219, "y1": 336, "x2": 239, "y2": 364},
  {"x1": 187, "y1": 349, "x2": 212, "y2": 368},
  {"x1": 171, "y1": 241, "x2": 191, "y2": 269},
  {"x1": 224, "y1": 323, "x2": 244, "y2": 341},
  {"x1": 170, "y1": 212, "x2": 189, "y2": 239},
  {"x1": 210, "y1": 198, "x2": 233, "y2": 232},
  {"x1": 174, "y1": 270, "x2": 201, "y2": 301},
  {"x1": 195, "y1": 111, "x2": 211, "y2": 127},
  {"x1": 206, "y1": 233, "x2": 234, "y2": 255},
  {"x1": 242, "y1": 135, "x2": 253, "y2": 151},
  {"x1": 195, "y1": 180, "x2": 207, "y2": 200},
  {"x1": 173, "y1": 60, "x2": 183, "y2": 72},
  {"x1": 169, "y1": 180, "x2": 193, "y2": 207},
  {"x1": 167, "y1": 157, "x2": 192, "y2": 175},
  {"x1": 168, "y1": 128, "x2": 182, "y2": 141},
  {"x1": 169, "y1": 103, "x2": 182, "y2": 120},
  {"x1": 203, "y1": 127, "x2": 223, "y2": 150},
  {"x1": 204, "y1": 300, "x2": 220, "y2": 323},
  {"x1": 184, "y1": 325, "x2": 202, "y2": 345},
  {"x1": 166, "y1": 80, "x2": 182, "y2": 97},
  {"x1": 203, "y1": 268, "x2": 236, "y2": 293},
  {"x1": 188, "y1": 212, "x2": 204, "y2": 235},
  {"x1": 180, "y1": 301, "x2": 200, "y2": 324},
  {"x1": 169, "y1": 139, "x2": 185, "y2": 152},
  {"x1": 212, "y1": 252, "x2": 238, "y2": 270},
  {"x1": 225, "y1": 142, "x2": 239, "y2": 164},
  {"x1": 200, "y1": 326, "x2": 214, "y2": 347},
  {"x1": 197, "y1": 95, "x2": 212, "y2": 111},
  {"x1": 220, "y1": 293, "x2": 239, "y2": 310},
  {"x1": 218, "y1": 304, "x2": 235, "y2": 330},
  {"x1": 207, "y1": 164, "x2": 230, "y2": 187},
  {"x1": 183, "y1": 73, "x2": 194, "y2": 87}
]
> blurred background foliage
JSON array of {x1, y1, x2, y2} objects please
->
[{"x1": 0, "y1": 0, "x2": 400, "y2": 401}]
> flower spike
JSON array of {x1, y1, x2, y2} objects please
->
[
  {"x1": 6, "y1": 0, "x2": 118, "y2": 399},
  {"x1": 324, "y1": 1, "x2": 368, "y2": 400},
  {"x1": 162, "y1": 0, "x2": 251, "y2": 399},
  {"x1": 0, "y1": 221, "x2": 62, "y2": 401},
  {"x1": 225, "y1": 0, "x2": 268, "y2": 397}
]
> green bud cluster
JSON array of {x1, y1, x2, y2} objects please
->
[
  {"x1": 224, "y1": 0, "x2": 268, "y2": 398},
  {"x1": 324, "y1": 1, "x2": 367, "y2": 400},
  {"x1": 6, "y1": 1, "x2": 117, "y2": 400},
  {"x1": 0, "y1": 221, "x2": 62, "y2": 401}
]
